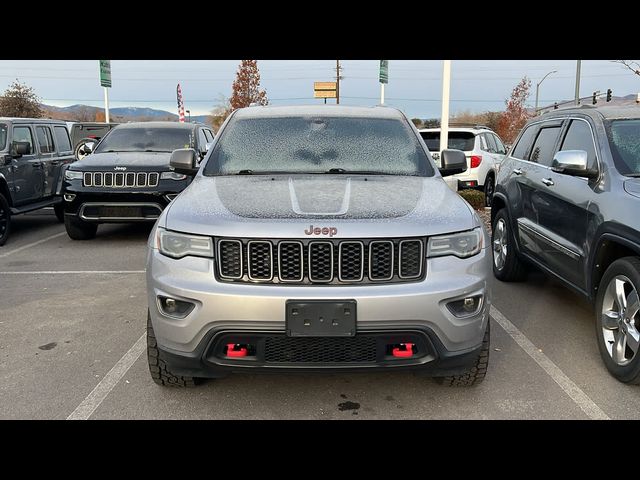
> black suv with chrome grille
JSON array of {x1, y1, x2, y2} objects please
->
[{"x1": 62, "y1": 121, "x2": 214, "y2": 240}]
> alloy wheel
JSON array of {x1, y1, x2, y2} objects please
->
[
  {"x1": 493, "y1": 218, "x2": 507, "y2": 270},
  {"x1": 601, "y1": 275, "x2": 640, "y2": 366}
]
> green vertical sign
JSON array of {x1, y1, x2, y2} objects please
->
[
  {"x1": 99, "y1": 60, "x2": 112, "y2": 88},
  {"x1": 379, "y1": 60, "x2": 388, "y2": 84}
]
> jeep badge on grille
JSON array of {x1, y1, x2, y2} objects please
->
[
  {"x1": 114, "y1": 166, "x2": 127, "y2": 171},
  {"x1": 304, "y1": 225, "x2": 338, "y2": 237}
]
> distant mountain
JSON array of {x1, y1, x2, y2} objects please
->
[{"x1": 40, "y1": 103, "x2": 215, "y2": 125}]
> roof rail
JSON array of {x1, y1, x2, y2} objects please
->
[{"x1": 447, "y1": 122, "x2": 493, "y2": 130}]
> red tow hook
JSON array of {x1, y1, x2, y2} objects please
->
[
  {"x1": 392, "y1": 343, "x2": 415, "y2": 358},
  {"x1": 226, "y1": 343, "x2": 248, "y2": 358}
]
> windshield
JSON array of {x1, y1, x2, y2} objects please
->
[
  {"x1": 420, "y1": 131, "x2": 475, "y2": 151},
  {"x1": 0, "y1": 123, "x2": 7, "y2": 151},
  {"x1": 605, "y1": 119, "x2": 640, "y2": 176},
  {"x1": 94, "y1": 126, "x2": 193, "y2": 153},
  {"x1": 204, "y1": 116, "x2": 433, "y2": 176}
]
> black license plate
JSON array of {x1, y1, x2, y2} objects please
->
[{"x1": 286, "y1": 300, "x2": 356, "y2": 337}]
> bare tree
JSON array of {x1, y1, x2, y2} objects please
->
[
  {"x1": 612, "y1": 60, "x2": 640, "y2": 77},
  {"x1": 0, "y1": 80, "x2": 44, "y2": 118}
]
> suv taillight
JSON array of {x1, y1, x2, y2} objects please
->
[{"x1": 470, "y1": 155, "x2": 482, "y2": 168}]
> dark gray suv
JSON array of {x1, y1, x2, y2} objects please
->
[{"x1": 491, "y1": 105, "x2": 640, "y2": 384}]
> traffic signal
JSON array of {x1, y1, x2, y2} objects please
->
[
  {"x1": 606, "y1": 89, "x2": 612, "y2": 102},
  {"x1": 592, "y1": 92, "x2": 597, "y2": 105}
]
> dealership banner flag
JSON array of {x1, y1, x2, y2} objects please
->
[{"x1": 177, "y1": 84, "x2": 185, "y2": 123}]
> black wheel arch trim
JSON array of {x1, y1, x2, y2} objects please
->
[{"x1": 588, "y1": 225, "x2": 640, "y2": 299}]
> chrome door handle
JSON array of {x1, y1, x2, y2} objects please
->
[
  {"x1": 542, "y1": 178, "x2": 554, "y2": 186},
  {"x1": 513, "y1": 168, "x2": 523, "y2": 175}
]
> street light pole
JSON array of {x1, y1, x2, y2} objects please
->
[{"x1": 535, "y1": 70, "x2": 557, "y2": 114}]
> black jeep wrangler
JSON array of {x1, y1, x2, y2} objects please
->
[
  {"x1": 0, "y1": 118, "x2": 75, "y2": 245},
  {"x1": 62, "y1": 121, "x2": 214, "y2": 240}
]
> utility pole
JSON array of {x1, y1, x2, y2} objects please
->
[
  {"x1": 440, "y1": 60, "x2": 451, "y2": 161},
  {"x1": 336, "y1": 60, "x2": 341, "y2": 105},
  {"x1": 575, "y1": 60, "x2": 581, "y2": 105}
]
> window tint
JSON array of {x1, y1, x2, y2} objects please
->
[
  {"x1": 511, "y1": 125, "x2": 537, "y2": 159},
  {"x1": 0, "y1": 123, "x2": 7, "y2": 150},
  {"x1": 13, "y1": 126, "x2": 34, "y2": 154},
  {"x1": 203, "y1": 129, "x2": 214, "y2": 143},
  {"x1": 560, "y1": 120, "x2": 596, "y2": 169},
  {"x1": 420, "y1": 131, "x2": 475, "y2": 151},
  {"x1": 36, "y1": 126, "x2": 55, "y2": 154},
  {"x1": 530, "y1": 126, "x2": 562, "y2": 167},
  {"x1": 493, "y1": 134, "x2": 506, "y2": 154},
  {"x1": 54, "y1": 126, "x2": 72, "y2": 152},
  {"x1": 198, "y1": 129, "x2": 208, "y2": 151},
  {"x1": 206, "y1": 116, "x2": 434, "y2": 176},
  {"x1": 484, "y1": 133, "x2": 497, "y2": 153}
]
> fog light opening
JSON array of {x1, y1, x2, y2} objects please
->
[
  {"x1": 446, "y1": 295, "x2": 483, "y2": 318},
  {"x1": 63, "y1": 194, "x2": 76, "y2": 202},
  {"x1": 157, "y1": 295, "x2": 195, "y2": 319}
]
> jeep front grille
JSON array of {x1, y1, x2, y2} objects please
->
[
  {"x1": 82, "y1": 171, "x2": 160, "y2": 188},
  {"x1": 216, "y1": 238, "x2": 425, "y2": 285}
]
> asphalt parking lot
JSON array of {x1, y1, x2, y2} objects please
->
[{"x1": 1, "y1": 210, "x2": 639, "y2": 420}]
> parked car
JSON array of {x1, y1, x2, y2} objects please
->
[
  {"x1": 145, "y1": 105, "x2": 492, "y2": 388},
  {"x1": 419, "y1": 125, "x2": 507, "y2": 206},
  {"x1": 0, "y1": 118, "x2": 75, "y2": 245},
  {"x1": 491, "y1": 104, "x2": 640, "y2": 384},
  {"x1": 61, "y1": 121, "x2": 215, "y2": 240},
  {"x1": 67, "y1": 122, "x2": 119, "y2": 160}
]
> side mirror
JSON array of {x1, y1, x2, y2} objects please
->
[
  {"x1": 13, "y1": 141, "x2": 30, "y2": 157},
  {"x1": 170, "y1": 148, "x2": 199, "y2": 176},
  {"x1": 551, "y1": 150, "x2": 597, "y2": 178},
  {"x1": 75, "y1": 139, "x2": 97, "y2": 160},
  {"x1": 439, "y1": 149, "x2": 467, "y2": 177}
]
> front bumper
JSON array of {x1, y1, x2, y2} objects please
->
[{"x1": 146, "y1": 245, "x2": 492, "y2": 374}]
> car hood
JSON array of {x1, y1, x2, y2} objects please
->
[
  {"x1": 70, "y1": 151, "x2": 172, "y2": 170},
  {"x1": 624, "y1": 178, "x2": 640, "y2": 199},
  {"x1": 164, "y1": 174, "x2": 477, "y2": 238}
]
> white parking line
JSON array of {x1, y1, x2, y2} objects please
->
[
  {"x1": 0, "y1": 270, "x2": 145, "y2": 275},
  {"x1": 490, "y1": 306, "x2": 609, "y2": 420},
  {"x1": 0, "y1": 232, "x2": 66, "y2": 258},
  {"x1": 67, "y1": 332, "x2": 146, "y2": 420}
]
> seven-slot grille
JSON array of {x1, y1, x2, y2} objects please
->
[
  {"x1": 83, "y1": 171, "x2": 160, "y2": 188},
  {"x1": 216, "y1": 238, "x2": 424, "y2": 285}
]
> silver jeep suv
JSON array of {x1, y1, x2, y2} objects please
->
[{"x1": 146, "y1": 105, "x2": 492, "y2": 387}]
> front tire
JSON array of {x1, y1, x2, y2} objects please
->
[
  {"x1": 64, "y1": 215, "x2": 97, "y2": 240},
  {"x1": 492, "y1": 208, "x2": 527, "y2": 281},
  {"x1": 147, "y1": 313, "x2": 197, "y2": 387},
  {"x1": 0, "y1": 193, "x2": 11, "y2": 246},
  {"x1": 595, "y1": 257, "x2": 640, "y2": 384},
  {"x1": 440, "y1": 321, "x2": 490, "y2": 386}
]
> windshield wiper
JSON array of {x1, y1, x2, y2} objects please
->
[
  {"x1": 237, "y1": 169, "x2": 254, "y2": 175},
  {"x1": 325, "y1": 168, "x2": 390, "y2": 175},
  {"x1": 625, "y1": 173, "x2": 640, "y2": 178}
]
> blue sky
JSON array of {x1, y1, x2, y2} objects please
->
[{"x1": 0, "y1": 60, "x2": 638, "y2": 118}]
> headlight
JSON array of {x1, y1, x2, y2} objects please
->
[
  {"x1": 161, "y1": 171, "x2": 187, "y2": 181},
  {"x1": 156, "y1": 228, "x2": 213, "y2": 259},
  {"x1": 65, "y1": 170, "x2": 83, "y2": 180},
  {"x1": 427, "y1": 228, "x2": 482, "y2": 259}
]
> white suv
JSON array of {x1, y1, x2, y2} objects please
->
[{"x1": 419, "y1": 126, "x2": 507, "y2": 206}]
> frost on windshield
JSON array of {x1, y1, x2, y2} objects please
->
[
  {"x1": 608, "y1": 119, "x2": 640, "y2": 175},
  {"x1": 205, "y1": 116, "x2": 433, "y2": 176}
]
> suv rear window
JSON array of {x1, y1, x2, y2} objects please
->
[
  {"x1": 420, "y1": 131, "x2": 475, "y2": 151},
  {"x1": 205, "y1": 116, "x2": 433, "y2": 176},
  {"x1": 511, "y1": 124, "x2": 537, "y2": 160}
]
